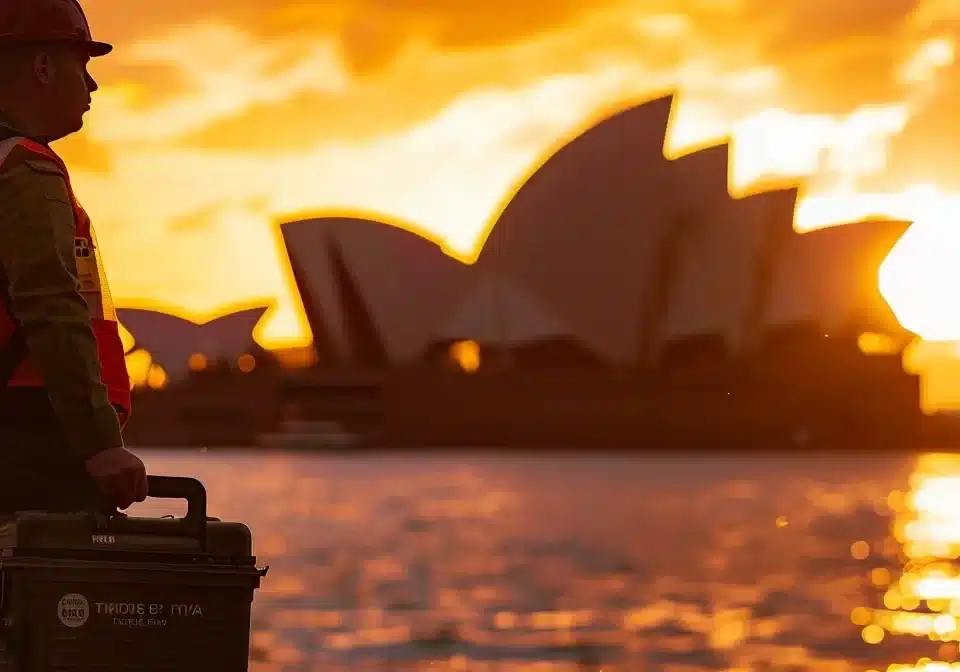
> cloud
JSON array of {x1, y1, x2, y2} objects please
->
[
  {"x1": 84, "y1": 0, "x2": 620, "y2": 74},
  {"x1": 85, "y1": 23, "x2": 349, "y2": 144},
  {"x1": 721, "y1": 105, "x2": 909, "y2": 194},
  {"x1": 745, "y1": 0, "x2": 917, "y2": 49},
  {"x1": 80, "y1": 0, "x2": 934, "y2": 98},
  {"x1": 90, "y1": 7, "x2": 775, "y2": 152},
  {"x1": 871, "y1": 34, "x2": 960, "y2": 191},
  {"x1": 83, "y1": 0, "x2": 940, "y2": 152}
]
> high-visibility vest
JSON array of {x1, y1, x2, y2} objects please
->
[{"x1": 0, "y1": 136, "x2": 131, "y2": 425}]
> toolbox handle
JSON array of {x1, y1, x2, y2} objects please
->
[{"x1": 104, "y1": 476, "x2": 208, "y2": 551}]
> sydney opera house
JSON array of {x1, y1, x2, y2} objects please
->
[{"x1": 121, "y1": 94, "x2": 920, "y2": 448}]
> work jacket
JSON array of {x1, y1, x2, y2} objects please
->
[{"x1": 0, "y1": 125, "x2": 129, "y2": 460}]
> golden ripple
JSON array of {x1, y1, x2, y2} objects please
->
[{"x1": 865, "y1": 454, "x2": 960, "y2": 668}]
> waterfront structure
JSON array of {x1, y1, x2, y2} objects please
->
[
  {"x1": 279, "y1": 215, "x2": 470, "y2": 367},
  {"x1": 280, "y1": 95, "x2": 909, "y2": 371},
  {"x1": 763, "y1": 219, "x2": 911, "y2": 336},
  {"x1": 122, "y1": 94, "x2": 920, "y2": 448},
  {"x1": 117, "y1": 306, "x2": 268, "y2": 379}
]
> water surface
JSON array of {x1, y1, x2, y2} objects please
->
[{"x1": 129, "y1": 450, "x2": 960, "y2": 671}]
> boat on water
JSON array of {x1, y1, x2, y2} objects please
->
[{"x1": 255, "y1": 420, "x2": 362, "y2": 451}]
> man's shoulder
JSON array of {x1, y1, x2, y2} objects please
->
[
  {"x1": 0, "y1": 143, "x2": 69, "y2": 196},
  {"x1": 0, "y1": 142, "x2": 73, "y2": 228},
  {"x1": 0, "y1": 141, "x2": 64, "y2": 177}
]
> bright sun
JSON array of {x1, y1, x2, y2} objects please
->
[{"x1": 881, "y1": 219, "x2": 960, "y2": 341}]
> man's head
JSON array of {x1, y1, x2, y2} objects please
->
[{"x1": 0, "y1": 0, "x2": 110, "y2": 142}]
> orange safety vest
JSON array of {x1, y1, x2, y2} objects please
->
[{"x1": 0, "y1": 136, "x2": 131, "y2": 425}]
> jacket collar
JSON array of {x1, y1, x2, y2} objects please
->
[{"x1": 0, "y1": 111, "x2": 46, "y2": 145}]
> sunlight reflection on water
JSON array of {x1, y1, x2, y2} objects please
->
[{"x1": 125, "y1": 449, "x2": 958, "y2": 671}]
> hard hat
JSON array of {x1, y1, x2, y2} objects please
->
[{"x1": 0, "y1": 0, "x2": 112, "y2": 57}]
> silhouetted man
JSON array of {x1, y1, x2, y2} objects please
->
[{"x1": 0, "y1": 0, "x2": 147, "y2": 513}]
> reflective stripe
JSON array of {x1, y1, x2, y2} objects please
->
[
  {"x1": 0, "y1": 136, "x2": 131, "y2": 415},
  {"x1": 0, "y1": 136, "x2": 24, "y2": 166},
  {"x1": 0, "y1": 138, "x2": 110, "y2": 323}
]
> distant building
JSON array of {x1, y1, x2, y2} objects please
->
[
  {"x1": 279, "y1": 215, "x2": 470, "y2": 367},
  {"x1": 660, "y1": 185, "x2": 799, "y2": 360},
  {"x1": 471, "y1": 95, "x2": 678, "y2": 365},
  {"x1": 432, "y1": 273, "x2": 573, "y2": 351},
  {"x1": 124, "y1": 94, "x2": 922, "y2": 448},
  {"x1": 279, "y1": 95, "x2": 915, "y2": 375},
  {"x1": 762, "y1": 219, "x2": 911, "y2": 336},
  {"x1": 117, "y1": 306, "x2": 268, "y2": 380}
]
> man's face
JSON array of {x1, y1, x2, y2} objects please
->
[{"x1": 33, "y1": 43, "x2": 98, "y2": 142}]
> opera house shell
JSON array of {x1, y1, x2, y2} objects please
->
[
  {"x1": 279, "y1": 216, "x2": 471, "y2": 367},
  {"x1": 248, "y1": 94, "x2": 922, "y2": 446},
  {"x1": 762, "y1": 219, "x2": 910, "y2": 336},
  {"x1": 118, "y1": 306, "x2": 269, "y2": 380}
]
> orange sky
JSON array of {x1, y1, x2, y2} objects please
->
[{"x1": 63, "y1": 0, "x2": 960, "y2": 356}]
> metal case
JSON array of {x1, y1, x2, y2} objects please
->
[{"x1": 0, "y1": 476, "x2": 268, "y2": 671}]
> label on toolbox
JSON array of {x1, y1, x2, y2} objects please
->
[
  {"x1": 57, "y1": 593, "x2": 90, "y2": 628},
  {"x1": 56, "y1": 592, "x2": 206, "y2": 629}
]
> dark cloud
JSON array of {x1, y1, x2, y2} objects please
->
[
  {"x1": 83, "y1": 0, "x2": 960, "y2": 192},
  {"x1": 337, "y1": 13, "x2": 411, "y2": 75},
  {"x1": 873, "y1": 81, "x2": 960, "y2": 191},
  {"x1": 377, "y1": 0, "x2": 598, "y2": 48},
  {"x1": 83, "y1": 0, "x2": 920, "y2": 100},
  {"x1": 692, "y1": 0, "x2": 919, "y2": 113},
  {"x1": 260, "y1": 0, "x2": 606, "y2": 51},
  {"x1": 745, "y1": 0, "x2": 917, "y2": 50},
  {"x1": 85, "y1": 0, "x2": 615, "y2": 73},
  {"x1": 84, "y1": 0, "x2": 268, "y2": 46},
  {"x1": 772, "y1": 41, "x2": 910, "y2": 113}
]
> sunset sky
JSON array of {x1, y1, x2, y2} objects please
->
[{"x1": 64, "y1": 0, "x2": 960, "y2": 352}]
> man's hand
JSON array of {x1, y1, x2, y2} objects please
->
[{"x1": 85, "y1": 447, "x2": 148, "y2": 510}]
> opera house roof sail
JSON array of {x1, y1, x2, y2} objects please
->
[
  {"x1": 117, "y1": 306, "x2": 268, "y2": 379},
  {"x1": 762, "y1": 218, "x2": 911, "y2": 336},
  {"x1": 277, "y1": 94, "x2": 916, "y2": 373},
  {"x1": 473, "y1": 95, "x2": 679, "y2": 365},
  {"x1": 279, "y1": 216, "x2": 470, "y2": 366},
  {"x1": 433, "y1": 274, "x2": 571, "y2": 346}
]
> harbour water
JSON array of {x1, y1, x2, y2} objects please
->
[{"x1": 129, "y1": 449, "x2": 960, "y2": 671}]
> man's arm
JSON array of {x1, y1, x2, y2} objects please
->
[{"x1": 0, "y1": 152, "x2": 123, "y2": 459}]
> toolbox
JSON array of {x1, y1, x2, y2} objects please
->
[{"x1": 0, "y1": 475, "x2": 268, "y2": 671}]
